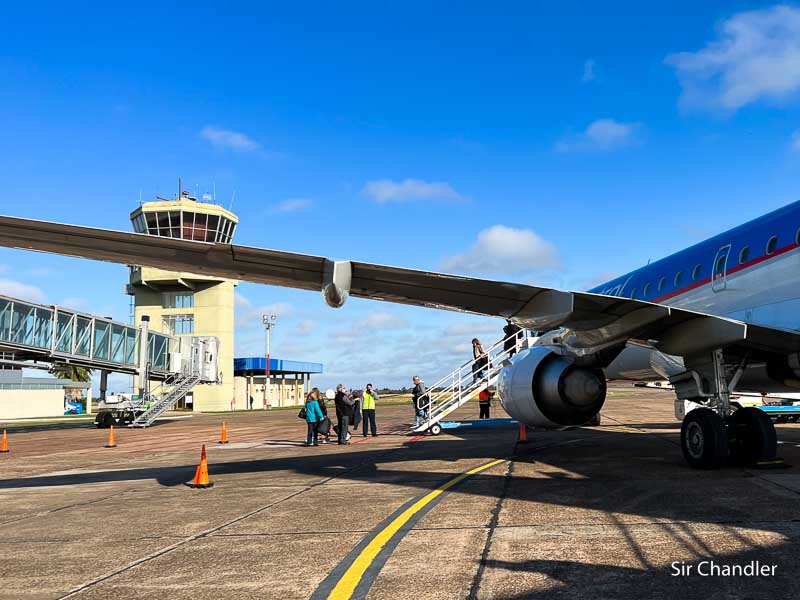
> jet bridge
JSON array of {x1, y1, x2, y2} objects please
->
[
  {"x1": 0, "y1": 294, "x2": 220, "y2": 425},
  {"x1": 0, "y1": 293, "x2": 175, "y2": 377}
]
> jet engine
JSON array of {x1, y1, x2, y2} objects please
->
[{"x1": 497, "y1": 346, "x2": 607, "y2": 428}]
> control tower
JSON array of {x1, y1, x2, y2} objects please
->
[{"x1": 127, "y1": 190, "x2": 238, "y2": 412}]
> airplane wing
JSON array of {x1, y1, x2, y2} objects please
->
[{"x1": 2, "y1": 215, "x2": 800, "y2": 359}]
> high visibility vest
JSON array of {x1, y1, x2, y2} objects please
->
[{"x1": 363, "y1": 391, "x2": 376, "y2": 410}]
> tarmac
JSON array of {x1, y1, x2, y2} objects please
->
[{"x1": 2, "y1": 385, "x2": 800, "y2": 599}]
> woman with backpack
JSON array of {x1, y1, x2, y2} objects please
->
[{"x1": 304, "y1": 388, "x2": 324, "y2": 447}]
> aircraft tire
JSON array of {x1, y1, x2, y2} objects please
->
[
  {"x1": 681, "y1": 408, "x2": 728, "y2": 469},
  {"x1": 731, "y1": 407, "x2": 777, "y2": 466}
]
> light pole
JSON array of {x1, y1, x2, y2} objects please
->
[{"x1": 262, "y1": 314, "x2": 277, "y2": 409}]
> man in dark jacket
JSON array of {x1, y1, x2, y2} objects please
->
[
  {"x1": 412, "y1": 375, "x2": 428, "y2": 428},
  {"x1": 503, "y1": 319, "x2": 523, "y2": 357},
  {"x1": 334, "y1": 384, "x2": 355, "y2": 445}
]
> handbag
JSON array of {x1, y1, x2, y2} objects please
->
[
  {"x1": 318, "y1": 416, "x2": 331, "y2": 435},
  {"x1": 297, "y1": 407, "x2": 307, "y2": 420}
]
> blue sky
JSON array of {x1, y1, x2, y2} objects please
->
[{"x1": 2, "y1": 1, "x2": 800, "y2": 390}]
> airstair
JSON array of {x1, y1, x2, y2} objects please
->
[
  {"x1": 128, "y1": 336, "x2": 219, "y2": 428},
  {"x1": 413, "y1": 331, "x2": 535, "y2": 434},
  {"x1": 128, "y1": 372, "x2": 201, "y2": 427}
]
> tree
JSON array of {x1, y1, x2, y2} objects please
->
[{"x1": 52, "y1": 364, "x2": 92, "y2": 383}]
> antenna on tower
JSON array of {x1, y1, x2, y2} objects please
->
[
  {"x1": 229, "y1": 190, "x2": 236, "y2": 211},
  {"x1": 177, "y1": 177, "x2": 182, "y2": 200},
  {"x1": 213, "y1": 182, "x2": 216, "y2": 204}
]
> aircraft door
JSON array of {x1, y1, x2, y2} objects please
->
[{"x1": 711, "y1": 244, "x2": 731, "y2": 292}]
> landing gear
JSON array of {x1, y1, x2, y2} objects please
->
[
  {"x1": 681, "y1": 408, "x2": 729, "y2": 469},
  {"x1": 673, "y1": 350, "x2": 778, "y2": 469},
  {"x1": 730, "y1": 407, "x2": 776, "y2": 466}
]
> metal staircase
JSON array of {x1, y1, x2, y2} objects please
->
[
  {"x1": 413, "y1": 331, "x2": 535, "y2": 434},
  {"x1": 128, "y1": 371, "x2": 201, "y2": 428}
]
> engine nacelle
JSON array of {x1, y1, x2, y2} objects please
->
[{"x1": 497, "y1": 346, "x2": 607, "y2": 428}]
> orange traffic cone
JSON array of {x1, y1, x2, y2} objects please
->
[
  {"x1": 0, "y1": 429, "x2": 8, "y2": 453},
  {"x1": 186, "y1": 444, "x2": 214, "y2": 488},
  {"x1": 218, "y1": 421, "x2": 229, "y2": 444},
  {"x1": 518, "y1": 422, "x2": 528, "y2": 444},
  {"x1": 104, "y1": 425, "x2": 117, "y2": 448}
]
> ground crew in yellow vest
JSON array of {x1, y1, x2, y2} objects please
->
[{"x1": 362, "y1": 383, "x2": 379, "y2": 437}]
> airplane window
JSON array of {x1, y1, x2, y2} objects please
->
[
  {"x1": 658, "y1": 277, "x2": 666, "y2": 292},
  {"x1": 692, "y1": 264, "x2": 702, "y2": 280},
  {"x1": 739, "y1": 246, "x2": 749, "y2": 264},
  {"x1": 796, "y1": 227, "x2": 800, "y2": 246},
  {"x1": 766, "y1": 235, "x2": 778, "y2": 255},
  {"x1": 674, "y1": 271, "x2": 682, "y2": 287},
  {"x1": 715, "y1": 254, "x2": 726, "y2": 273},
  {"x1": 643, "y1": 283, "x2": 650, "y2": 298},
  {"x1": 630, "y1": 288, "x2": 637, "y2": 299}
]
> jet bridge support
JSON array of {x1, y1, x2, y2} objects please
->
[{"x1": 670, "y1": 349, "x2": 777, "y2": 469}]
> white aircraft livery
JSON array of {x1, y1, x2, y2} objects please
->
[{"x1": 3, "y1": 200, "x2": 800, "y2": 469}]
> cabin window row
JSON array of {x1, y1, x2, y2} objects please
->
[{"x1": 627, "y1": 231, "x2": 793, "y2": 300}]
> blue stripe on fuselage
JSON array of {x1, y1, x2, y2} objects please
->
[{"x1": 588, "y1": 199, "x2": 800, "y2": 302}]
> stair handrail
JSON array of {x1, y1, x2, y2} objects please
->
[{"x1": 416, "y1": 330, "x2": 526, "y2": 426}]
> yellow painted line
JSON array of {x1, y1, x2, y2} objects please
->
[{"x1": 326, "y1": 457, "x2": 507, "y2": 600}]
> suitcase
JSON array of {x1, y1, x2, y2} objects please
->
[{"x1": 318, "y1": 417, "x2": 331, "y2": 435}]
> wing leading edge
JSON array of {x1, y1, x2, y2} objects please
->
[{"x1": 2, "y1": 215, "x2": 799, "y2": 359}]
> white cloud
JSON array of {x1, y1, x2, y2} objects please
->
[
  {"x1": 792, "y1": 129, "x2": 800, "y2": 151},
  {"x1": 200, "y1": 126, "x2": 261, "y2": 152},
  {"x1": 362, "y1": 179, "x2": 464, "y2": 204},
  {"x1": 234, "y1": 291, "x2": 294, "y2": 328},
  {"x1": 441, "y1": 225, "x2": 561, "y2": 275},
  {"x1": 272, "y1": 198, "x2": 312, "y2": 213},
  {"x1": 294, "y1": 320, "x2": 316, "y2": 335},
  {"x1": 665, "y1": 5, "x2": 800, "y2": 111},
  {"x1": 555, "y1": 118, "x2": 640, "y2": 152},
  {"x1": 0, "y1": 278, "x2": 46, "y2": 303},
  {"x1": 582, "y1": 59, "x2": 596, "y2": 83}
]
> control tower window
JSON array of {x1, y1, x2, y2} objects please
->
[
  {"x1": 162, "y1": 314, "x2": 194, "y2": 335},
  {"x1": 163, "y1": 292, "x2": 194, "y2": 309}
]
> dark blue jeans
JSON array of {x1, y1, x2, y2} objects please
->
[
  {"x1": 362, "y1": 409, "x2": 377, "y2": 435},
  {"x1": 307, "y1": 421, "x2": 319, "y2": 445}
]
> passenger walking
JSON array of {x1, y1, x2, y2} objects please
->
[
  {"x1": 503, "y1": 319, "x2": 522, "y2": 357},
  {"x1": 412, "y1": 375, "x2": 428, "y2": 428},
  {"x1": 249, "y1": 395, "x2": 254, "y2": 410},
  {"x1": 472, "y1": 338, "x2": 488, "y2": 384},
  {"x1": 478, "y1": 386, "x2": 494, "y2": 420},
  {"x1": 334, "y1": 384, "x2": 355, "y2": 445},
  {"x1": 315, "y1": 387, "x2": 331, "y2": 444},
  {"x1": 362, "y1": 383, "x2": 379, "y2": 436},
  {"x1": 304, "y1": 389, "x2": 324, "y2": 446}
]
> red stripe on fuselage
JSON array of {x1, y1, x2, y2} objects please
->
[{"x1": 649, "y1": 241, "x2": 799, "y2": 304}]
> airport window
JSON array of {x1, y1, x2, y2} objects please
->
[
  {"x1": 739, "y1": 246, "x2": 750, "y2": 264},
  {"x1": 162, "y1": 292, "x2": 194, "y2": 309},
  {"x1": 162, "y1": 314, "x2": 194, "y2": 336},
  {"x1": 691, "y1": 264, "x2": 702, "y2": 280},
  {"x1": 658, "y1": 277, "x2": 666, "y2": 292},
  {"x1": 766, "y1": 235, "x2": 778, "y2": 255},
  {"x1": 643, "y1": 283, "x2": 651, "y2": 298}
]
